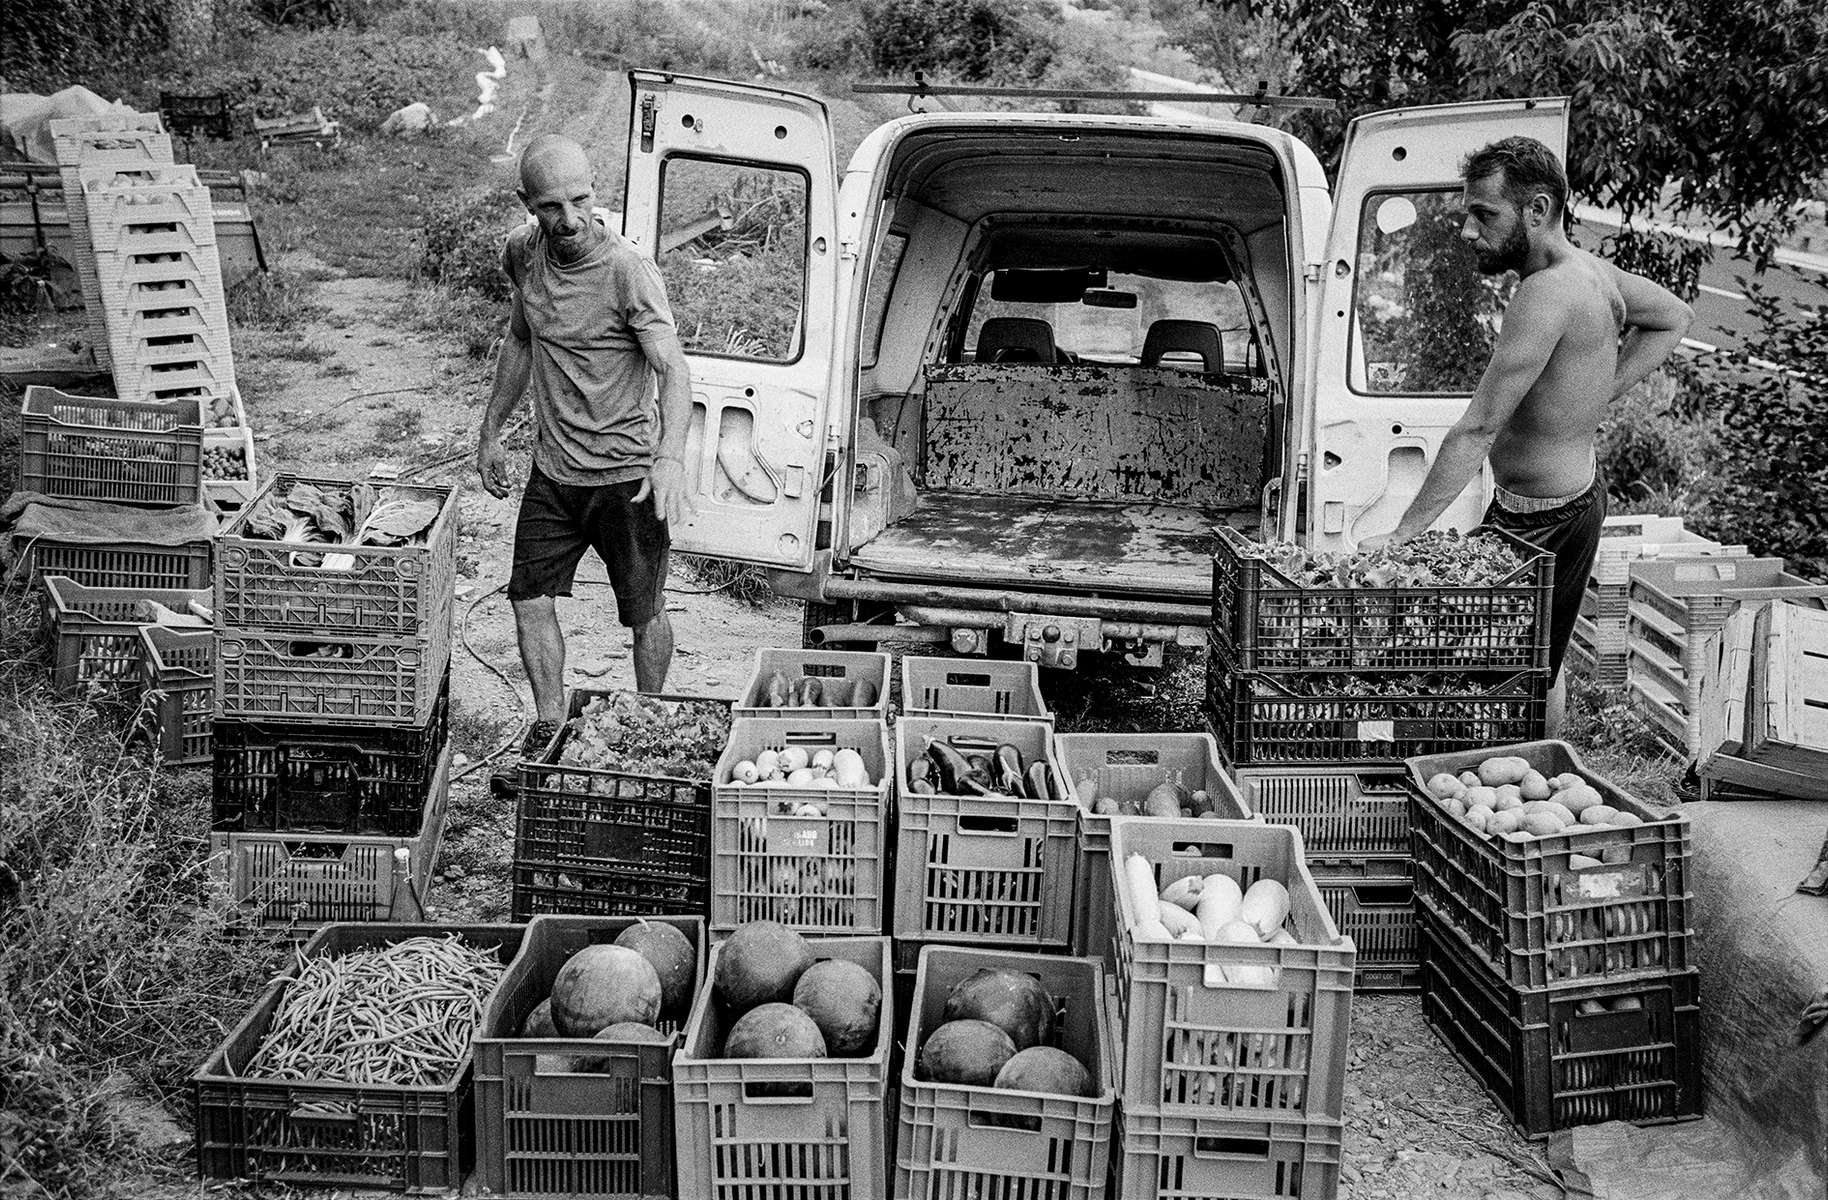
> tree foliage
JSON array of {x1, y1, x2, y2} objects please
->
[{"x1": 0, "y1": 0, "x2": 172, "y2": 94}]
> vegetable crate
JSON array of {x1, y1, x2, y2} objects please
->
[
  {"x1": 1209, "y1": 525, "x2": 1552, "y2": 675},
  {"x1": 212, "y1": 671, "x2": 451, "y2": 835},
  {"x1": 215, "y1": 625, "x2": 452, "y2": 728},
  {"x1": 1109, "y1": 820, "x2": 1355, "y2": 1122},
  {"x1": 1206, "y1": 665, "x2": 1548, "y2": 767},
  {"x1": 203, "y1": 421, "x2": 258, "y2": 509},
  {"x1": 136, "y1": 623, "x2": 213, "y2": 766},
  {"x1": 474, "y1": 914, "x2": 707, "y2": 1200},
  {"x1": 1115, "y1": 1108, "x2": 1344, "y2": 1200},
  {"x1": 1313, "y1": 863, "x2": 1418, "y2": 992},
  {"x1": 1054, "y1": 732, "x2": 1250, "y2": 967},
  {"x1": 209, "y1": 745, "x2": 449, "y2": 934},
  {"x1": 710, "y1": 718, "x2": 894, "y2": 936},
  {"x1": 193, "y1": 923, "x2": 524, "y2": 1194},
  {"x1": 1230, "y1": 765, "x2": 1414, "y2": 866},
  {"x1": 898, "y1": 945, "x2": 1116, "y2": 1200},
  {"x1": 42, "y1": 575, "x2": 210, "y2": 699},
  {"x1": 18, "y1": 387, "x2": 203, "y2": 508},
  {"x1": 1406, "y1": 741, "x2": 1693, "y2": 991},
  {"x1": 733, "y1": 646, "x2": 892, "y2": 720},
  {"x1": 214, "y1": 473, "x2": 459, "y2": 638},
  {"x1": 1419, "y1": 913, "x2": 1703, "y2": 1139},
  {"x1": 675, "y1": 936, "x2": 892, "y2": 1200},
  {"x1": 900, "y1": 654, "x2": 1053, "y2": 723},
  {"x1": 11, "y1": 531, "x2": 212, "y2": 590},
  {"x1": 892, "y1": 715, "x2": 1077, "y2": 950},
  {"x1": 511, "y1": 691, "x2": 728, "y2": 922}
]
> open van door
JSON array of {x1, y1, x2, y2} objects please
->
[
  {"x1": 1307, "y1": 98, "x2": 1569, "y2": 549},
  {"x1": 622, "y1": 71, "x2": 839, "y2": 571}
]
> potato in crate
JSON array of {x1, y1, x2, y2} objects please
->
[
  {"x1": 675, "y1": 931, "x2": 892, "y2": 1200},
  {"x1": 898, "y1": 945, "x2": 1116, "y2": 1200},
  {"x1": 733, "y1": 646, "x2": 892, "y2": 720},
  {"x1": 710, "y1": 718, "x2": 893, "y2": 936},
  {"x1": 1109, "y1": 819, "x2": 1356, "y2": 1120},
  {"x1": 473, "y1": 913, "x2": 708, "y2": 1200}
]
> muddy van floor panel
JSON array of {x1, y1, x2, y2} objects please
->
[{"x1": 847, "y1": 490, "x2": 1252, "y2": 597}]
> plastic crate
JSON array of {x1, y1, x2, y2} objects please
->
[
  {"x1": 511, "y1": 691, "x2": 729, "y2": 922},
  {"x1": 209, "y1": 745, "x2": 449, "y2": 934},
  {"x1": 1418, "y1": 913, "x2": 1703, "y2": 1139},
  {"x1": 1313, "y1": 864, "x2": 1417, "y2": 992},
  {"x1": 82, "y1": 164, "x2": 217, "y2": 248},
  {"x1": 1206, "y1": 665, "x2": 1548, "y2": 767},
  {"x1": 212, "y1": 672, "x2": 451, "y2": 835},
  {"x1": 42, "y1": 575, "x2": 210, "y2": 698},
  {"x1": 136, "y1": 623, "x2": 213, "y2": 766},
  {"x1": 1209, "y1": 525, "x2": 1552, "y2": 674},
  {"x1": 1406, "y1": 741, "x2": 1693, "y2": 991},
  {"x1": 674, "y1": 936, "x2": 892, "y2": 1200},
  {"x1": 1115, "y1": 1108, "x2": 1344, "y2": 1200},
  {"x1": 1109, "y1": 820, "x2": 1355, "y2": 1121},
  {"x1": 710, "y1": 718, "x2": 893, "y2": 935},
  {"x1": 192, "y1": 922, "x2": 523, "y2": 1194},
  {"x1": 1054, "y1": 732, "x2": 1251, "y2": 966},
  {"x1": 203, "y1": 422, "x2": 258, "y2": 508},
  {"x1": 897, "y1": 945, "x2": 1116, "y2": 1200},
  {"x1": 900, "y1": 655, "x2": 1053, "y2": 723},
  {"x1": 215, "y1": 625, "x2": 451, "y2": 728},
  {"x1": 1231, "y1": 765, "x2": 1413, "y2": 865},
  {"x1": 13, "y1": 532, "x2": 212, "y2": 591},
  {"x1": 18, "y1": 387, "x2": 204, "y2": 508},
  {"x1": 732, "y1": 646, "x2": 892, "y2": 720},
  {"x1": 474, "y1": 914, "x2": 707, "y2": 1200},
  {"x1": 214, "y1": 474, "x2": 459, "y2": 637},
  {"x1": 892, "y1": 715, "x2": 1077, "y2": 949}
]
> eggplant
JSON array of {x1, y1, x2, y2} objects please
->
[
  {"x1": 966, "y1": 754, "x2": 992, "y2": 776},
  {"x1": 908, "y1": 777, "x2": 936, "y2": 795},
  {"x1": 765, "y1": 671, "x2": 793, "y2": 708},
  {"x1": 906, "y1": 757, "x2": 933, "y2": 785},
  {"x1": 963, "y1": 769, "x2": 996, "y2": 795},
  {"x1": 994, "y1": 744, "x2": 1027, "y2": 794},
  {"x1": 925, "y1": 738, "x2": 974, "y2": 795},
  {"x1": 1027, "y1": 762, "x2": 1054, "y2": 803},
  {"x1": 795, "y1": 677, "x2": 824, "y2": 707},
  {"x1": 852, "y1": 678, "x2": 878, "y2": 708}
]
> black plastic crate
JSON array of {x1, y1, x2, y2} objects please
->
[
  {"x1": 192, "y1": 923, "x2": 523, "y2": 1194},
  {"x1": 1207, "y1": 666, "x2": 1548, "y2": 767},
  {"x1": 1210, "y1": 525, "x2": 1553, "y2": 674},
  {"x1": 1419, "y1": 913, "x2": 1702, "y2": 1139},
  {"x1": 1232, "y1": 764, "x2": 1414, "y2": 864},
  {"x1": 212, "y1": 671, "x2": 450, "y2": 834},
  {"x1": 1315, "y1": 863, "x2": 1418, "y2": 992},
  {"x1": 510, "y1": 690, "x2": 728, "y2": 922}
]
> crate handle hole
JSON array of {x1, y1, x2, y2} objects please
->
[
  {"x1": 943, "y1": 671, "x2": 994, "y2": 687},
  {"x1": 1353, "y1": 883, "x2": 1410, "y2": 906},
  {"x1": 967, "y1": 1107, "x2": 1041, "y2": 1133},
  {"x1": 741, "y1": 1080, "x2": 814, "y2": 1102},
  {"x1": 958, "y1": 814, "x2": 1019, "y2": 835},
  {"x1": 1169, "y1": 840, "x2": 1233, "y2": 858},
  {"x1": 1193, "y1": 1134, "x2": 1271, "y2": 1159},
  {"x1": 781, "y1": 732, "x2": 840, "y2": 746}
]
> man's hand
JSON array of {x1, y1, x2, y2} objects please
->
[
  {"x1": 633, "y1": 456, "x2": 691, "y2": 526},
  {"x1": 1356, "y1": 530, "x2": 1407, "y2": 554},
  {"x1": 477, "y1": 437, "x2": 513, "y2": 499}
]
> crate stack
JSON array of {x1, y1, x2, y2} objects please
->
[
  {"x1": 207, "y1": 472, "x2": 458, "y2": 933},
  {"x1": 1406, "y1": 741, "x2": 1702, "y2": 1138}
]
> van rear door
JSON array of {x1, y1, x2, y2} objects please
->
[
  {"x1": 1307, "y1": 98, "x2": 1570, "y2": 548},
  {"x1": 621, "y1": 70, "x2": 839, "y2": 571}
]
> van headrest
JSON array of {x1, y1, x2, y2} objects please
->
[
  {"x1": 1141, "y1": 319, "x2": 1224, "y2": 372},
  {"x1": 976, "y1": 316, "x2": 1057, "y2": 364}
]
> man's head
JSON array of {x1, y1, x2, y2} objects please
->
[
  {"x1": 517, "y1": 134, "x2": 601, "y2": 261},
  {"x1": 1458, "y1": 136, "x2": 1568, "y2": 276}
]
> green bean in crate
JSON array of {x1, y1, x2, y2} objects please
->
[{"x1": 42, "y1": 575, "x2": 210, "y2": 699}]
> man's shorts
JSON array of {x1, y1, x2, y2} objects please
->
[
  {"x1": 1482, "y1": 474, "x2": 1608, "y2": 684},
  {"x1": 508, "y1": 464, "x2": 670, "y2": 626}
]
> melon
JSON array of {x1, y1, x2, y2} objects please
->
[
  {"x1": 569, "y1": 1021, "x2": 671, "y2": 1072},
  {"x1": 941, "y1": 969, "x2": 1055, "y2": 1051},
  {"x1": 519, "y1": 997, "x2": 558, "y2": 1038},
  {"x1": 723, "y1": 1002, "x2": 828, "y2": 1059},
  {"x1": 917, "y1": 1019, "x2": 1016, "y2": 1086},
  {"x1": 714, "y1": 921, "x2": 814, "y2": 1016},
  {"x1": 994, "y1": 1045, "x2": 1094, "y2": 1098},
  {"x1": 791, "y1": 959, "x2": 882, "y2": 1057},
  {"x1": 614, "y1": 919, "x2": 698, "y2": 1017},
  {"x1": 549, "y1": 944, "x2": 662, "y2": 1037}
]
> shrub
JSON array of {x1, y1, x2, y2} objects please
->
[
  {"x1": 860, "y1": 0, "x2": 1060, "y2": 83},
  {"x1": 420, "y1": 191, "x2": 523, "y2": 302},
  {"x1": 1597, "y1": 369, "x2": 1720, "y2": 518},
  {"x1": 1, "y1": 0, "x2": 171, "y2": 94}
]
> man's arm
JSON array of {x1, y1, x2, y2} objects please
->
[
  {"x1": 631, "y1": 332, "x2": 694, "y2": 526},
  {"x1": 1606, "y1": 264, "x2": 1694, "y2": 398},
  {"x1": 1378, "y1": 277, "x2": 1567, "y2": 542},
  {"x1": 477, "y1": 292, "x2": 531, "y2": 499}
]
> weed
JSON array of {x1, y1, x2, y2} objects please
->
[
  {"x1": 447, "y1": 701, "x2": 520, "y2": 762},
  {"x1": 1597, "y1": 370, "x2": 1720, "y2": 519},
  {"x1": 419, "y1": 192, "x2": 521, "y2": 302},
  {"x1": 266, "y1": 336, "x2": 335, "y2": 364},
  {"x1": 321, "y1": 360, "x2": 358, "y2": 379},
  {"x1": 372, "y1": 404, "x2": 425, "y2": 445},
  {"x1": 674, "y1": 554, "x2": 776, "y2": 608},
  {"x1": 226, "y1": 270, "x2": 326, "y2": 333},
  {"x1": 400, "y1": 286, "x2": 504, "y2": 361}
]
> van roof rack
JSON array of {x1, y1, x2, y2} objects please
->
[{"x1": 853, "y1": 74, "x2": 1336, "y2": 113}]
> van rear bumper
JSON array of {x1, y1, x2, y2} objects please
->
[{"x1": 822, "y1": 573, "x2": 1209, "y2": 627}]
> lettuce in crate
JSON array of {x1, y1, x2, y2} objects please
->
[{"x1": 558, "y1": 691, "x2": 730, "y2": 785}]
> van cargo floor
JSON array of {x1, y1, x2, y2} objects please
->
[{"x1": 848, "y1": 491, "x2": 1252, "y2": 597}]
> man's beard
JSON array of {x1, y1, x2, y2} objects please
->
[{"x1": 1475, "y1": 221, "x2": 1530, "y2": 275}]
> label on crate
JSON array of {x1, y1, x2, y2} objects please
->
[
  {"x1": 1573, "y1": 863, "x2": 1655, "y2": 901},
  {"x1": 1357, "y1": 720, "x2": 1396, "y2": 743},
  {"x1": 767, "y1": 817, "x2": 831, "y2": 857}
]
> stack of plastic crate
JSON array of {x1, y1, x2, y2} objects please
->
[
  {"x1": 1406, "y1": 741, "x2": 1702, "y2": 1138},
  {"x1": 207, "y1": 472, "x2": 458, "y2": 934}
]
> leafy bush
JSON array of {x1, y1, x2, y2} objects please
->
[
  {"x1": 419, "y1": 191, "x2": 522, "y2": 302},
  {"x1": 860, "y1": 0, "x2": 1061, "y2": 82},
  {"x1": 1, "y1": 0, "x2": 171, "y2": 94},
  {"x1": 1597, "y1": 370, "x2": 1720, "y2": 518}
]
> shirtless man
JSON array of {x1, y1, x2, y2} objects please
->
[{"x1": 1361, "y1": 137, "x2": 1692, "y2": 730}]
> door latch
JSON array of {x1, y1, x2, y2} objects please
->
[{"x1": 639, "y1": 94, "x2": 657, "y2": 153}]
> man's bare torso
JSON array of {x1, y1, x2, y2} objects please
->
[{"x1": 1489, "y1": 247, "x2": 1624, "y2": 498}]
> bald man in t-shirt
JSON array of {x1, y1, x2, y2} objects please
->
[{"x1": 478, "y1": 134, "x2": 694, "y2": 768}]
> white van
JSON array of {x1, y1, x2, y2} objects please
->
[{"x1": 620, "y1": 70, "x2": 1567, "y2": 668}]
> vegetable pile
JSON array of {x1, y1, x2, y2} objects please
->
[
  {"x1": 915, "y1": 966, "x2": 1093, "y2": 1102},
  {"x1": 1073, "y1": 771, "x2": 1227, "y2": 819},
  {"x1": 1419, "y1": 755, "x2": 1660, "y2": 840},
  {"x1": 203, "y1": 445, "x2": 248, "y2": 480},
  {"x1": 750, "y1": 670, "x2": 879, "y2": 710},
  {"x1": 1246, "y1": 531, "x2": 1524, "y2": 589},
  {"x1": 242, "y1": 480, "x2": 443, "y2": 562},
  {"x1": 243, "y1": 935, "x2": 505, "y2": 1087},
  {"x1": 517, "y1": 919, "x2": 697, "y2": 1073},
  {"x1": 725, "y1": 743, "x2": 876, "y2": 816},
  {"x1": 557, "y1": 692, "x2": 731, "y2": 782},
  {"x1": 905, "y1": 737, "x2": 1058, "y2": 802},
  {"x1": 710, "y1": 922, "x2": 882, "y2": 1084}
]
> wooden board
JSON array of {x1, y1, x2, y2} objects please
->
[
  {"x1": 921, "y1": 362, "x2": 1269, "y2": 509},
  {"x1": 848, "y1": 489, "x2": 1243, "y2": 597},
  {"x1": 1748, "y1": 600, "x2": 1828, "y2": 774}
]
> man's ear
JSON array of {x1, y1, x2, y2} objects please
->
[{"x1": 1527, "y1": 192, "x2": 1553, "y2": 228}]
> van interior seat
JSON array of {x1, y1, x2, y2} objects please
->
[
  {"x1": 1141, "y1": 319, "x2": 1224, "y2": 373},
  {"x1": 975, "y1": 316, "x2": 1057, "y2": 363}
]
